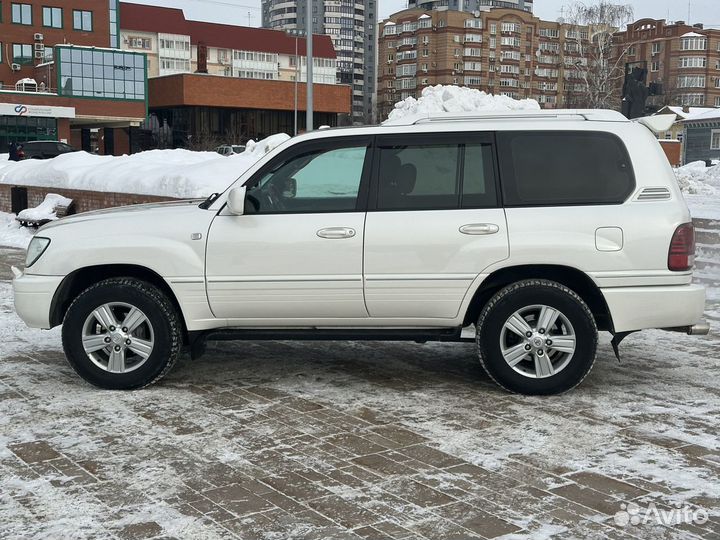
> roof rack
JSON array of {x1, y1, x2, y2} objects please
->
[{"x1": 382, "y1": 109, "x2": 628, "y2": 126}]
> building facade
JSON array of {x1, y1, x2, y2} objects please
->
[
  {"x1": 120, "y1": 3, "x2": 351, "y2": 146},
  {"x1": 613, "y1": 19, "x2": 720, "y2": 109},
  {"x1": 407, "y1": 0, "x2": 532, "y2": 13},
  {"x1": 0, "y1": 0, "x2": 145, "y2": 154},
  {"x1": 261, "y1": 0, "x2": 377, "y2": 124},
  {"x1": 377, "y1": 8, "x2": 589, "y2": 120},
  {"x1": 682, "y1": 109, "x2": 720, "y2": 164}
]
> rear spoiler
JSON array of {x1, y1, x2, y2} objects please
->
[{"x1": 632, "y1": 114, "x2": 676, "y2": 134}]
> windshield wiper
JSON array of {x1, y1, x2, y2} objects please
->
[{"x1": 199, "y1": 192, "x2": 220, "y2": 210}]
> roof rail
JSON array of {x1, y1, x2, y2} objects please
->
[{"x1": 382, "y1": 109, "x2": 628, "y2": 126}]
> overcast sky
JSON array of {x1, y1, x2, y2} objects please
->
[{"x1": 123, "y1": 0, "x2": 719, "y2": 28}]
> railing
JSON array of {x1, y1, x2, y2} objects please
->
[{"x1": 0, "y1": 83, "x2": 57, "y2": 94}]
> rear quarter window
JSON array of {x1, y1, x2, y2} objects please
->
[{"x1": 497, "y1": 131, "x2": 635, "y2": 206}]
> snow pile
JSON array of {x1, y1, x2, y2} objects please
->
[
  {"x1": 17, "y1": 193, "x2": 73, "y2": 222},
  {"x1": 0, "y1": 154, "x2": 8, "y2": 161},
  {"x1": 387, "y1": 85, "x2": 541, "y2": 122},
  {"x1": 675, "y1": 161, "x2": 720, "y2": 196},
  {"x1": 674, "y1": 161, "x2": 720, "y2": 219},
  {"x1": 0, "y1": 212, "x2": 34, "y2": 248},
  {"x1": 0, "y1": 133, "x2": 291, "y2": 199}
]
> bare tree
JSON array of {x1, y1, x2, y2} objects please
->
[
  {"x1": 186, "y1": 130, "x2": 223, "y2": 152},
  {"x1": 563, "y1": 1, "x2": 634, "y2": 110}
]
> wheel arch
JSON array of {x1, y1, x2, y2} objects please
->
[
  {"x1": 50, "y1": 264, "x2": 189, "y2": 342},
  {"x1": 463, "y1": 264, "x2": 613, "y2": 331}
]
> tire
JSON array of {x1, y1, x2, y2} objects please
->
[
  {"x1": 61, "y1": 277, "x2": 182, "y2": 390},
  {"x1": 476, "y1": 279, "x2": 598, "y2": 395}
]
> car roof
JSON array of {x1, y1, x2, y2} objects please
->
[{"x1": 292, "y1": 109, "x2": 651, "y2": 143}]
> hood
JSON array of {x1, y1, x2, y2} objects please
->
[{"x1": 39, "y1": 199, "x2": 204, "y2": 231}]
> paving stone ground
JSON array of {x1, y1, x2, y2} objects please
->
[{"x1": 1, "y1": 246, "x2": 719, "y2": 539}]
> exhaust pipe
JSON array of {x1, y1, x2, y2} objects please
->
[
  {"x1": 661, "y1": 321, "x2": 710, "y2": 335},
  {"x1": 687, "y1": 322, "x2": 710, "y2": 336}
]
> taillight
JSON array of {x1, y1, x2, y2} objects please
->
[{"x1": 668, "y1": 223, "x2": 695, "y2": 271}]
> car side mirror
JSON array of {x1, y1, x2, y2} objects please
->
[{"x1": 227, "y1": 186, "x2": 247, "y2": 215}]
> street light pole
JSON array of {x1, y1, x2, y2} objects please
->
[
  {"x1": 294, "y1": 35, "x2": 299, "y2": 136},
  {"x1": 286, "y1": 29, "x2": 305, "y2": 136},
  {"x1": 306, "y1": 0, "x2": 313, "y2": 132}
]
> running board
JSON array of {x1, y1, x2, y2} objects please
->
[
  {"x1": 188, "y1": 326, "x2": 466, "y2": 360},
  {"x1": 209, "y1": 327, "x2": 464, "y2": 342}
]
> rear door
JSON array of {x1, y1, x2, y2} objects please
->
[{"x1": 363, "y1": 132, "x2": 509, "y2": 319}]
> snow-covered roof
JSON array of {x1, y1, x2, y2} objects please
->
[
  {"x1": 662, "y1": 106, "x2": 716, "y2": 120},
  {"x1": 681, "y1": 109, "x2": 720, "y2": 123},
  {"x1": 681, "y1": 31, "x2": 705, "y2": 37}
]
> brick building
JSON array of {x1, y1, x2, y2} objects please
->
[
  {"x1": 377, "y1": 8, "x2": 591, "y2": 120},
  {"x1": 261, "y1": 0, "x2": 377, "y2": 124},
  {"x1": 613, "y1": 18, "x2": 720, "y2": 109},
  {"x1": 0, "y1": 0, "x2": 145, "y2": 154},
  {"x1": 120, "y1": 2, "x2": 351, "y2": 145}
]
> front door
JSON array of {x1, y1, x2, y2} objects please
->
[
  {"x1": 205, "y1": 136, "x2": 372, "y2": 321},
  {"x1": 363, "y1": 132, "x2": 509, "y2": 319}
]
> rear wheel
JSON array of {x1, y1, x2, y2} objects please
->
[
  {"x1": 476, "y1": 279, "x2": 598, "y2": 395},
  {"x1": 62, "y1": 278, "x2": 182, "y2": 389}
]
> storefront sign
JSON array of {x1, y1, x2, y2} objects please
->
[{"x1": 0, "y1": 103, "x2": 75, "y2": 119}]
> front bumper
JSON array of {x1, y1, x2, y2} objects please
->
[
  {"x1": 13, "y1": 272, "x2": 64, "y2": 329},
  {"x1": 602, "y1": 284, "x2": 706, "y2": 333}
]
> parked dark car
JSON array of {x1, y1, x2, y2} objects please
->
[{"x1": 21, "y1": 141, "x2": 77, "y2": 160}]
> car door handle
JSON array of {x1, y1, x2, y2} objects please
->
[
  {"x1": 317, "y1": 227, "x2": 356, "y2": 239},
  {"x1": 459, "y1": 223, "x2": 500, "y2": 235}
]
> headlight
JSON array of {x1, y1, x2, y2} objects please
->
[{"x1": 26, "y1": 237, "x2": 51, "y2": 267}]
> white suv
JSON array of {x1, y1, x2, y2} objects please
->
[{"x1": 13, "y1": 110, "x2": 708, "y2": 395}]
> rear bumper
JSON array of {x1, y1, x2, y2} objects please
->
[
  {"x1": 13, "y1": 273, "x2": 64, "y2": 329},
  {"x1": 601, "y1": 284, "x2": 706, "y2": 333}
]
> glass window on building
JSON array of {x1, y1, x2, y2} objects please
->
[
  {"x1": 12, "y1": 43, "x2": 33, "y2": 65},
  {"x1": 42, "y1": 6, "x2": 62, "y2": 28},
  {"x1": 0, "y1": 117, "x2": 58, "y2": 147},
  {"x1": 57, "y1": 46, "x2": 147, "y2": 101},
  {"x1": 12, "y1": 3, "x2": 32, "y2": 25},
  {"x1": 73, "y1": 10, "x2": 93, "y2": 31},
  {"x1": 109, "y1": 0, "x2": 120, "y2": 48}
]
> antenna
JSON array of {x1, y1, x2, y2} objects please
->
[{"x1": 687, "y1": 0, "x2": 691, "y2": 22}]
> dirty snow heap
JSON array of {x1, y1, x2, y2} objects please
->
[
  {"x1": 386, "y1": 85, "x2": 541, "y2": 122},
  {"x1": 674, "y1": 160, "x2": 720, "y2": 219}
]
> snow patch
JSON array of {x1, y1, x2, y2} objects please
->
[
  {"x1": 0, "y1": 212, "x2": 34, "y2": 249},
  {"x1": 17, "y1": 193, "x2": 73, "y2": 222},
  {"x1": 386, "y1": 85, "x2": 540, "y2": 122},
  {"x1": 0, "y1": 133, "x2": 291, "y2": 199},
  {"x1": 675, "y1": 161, "x2": 720, "y2": 220}
]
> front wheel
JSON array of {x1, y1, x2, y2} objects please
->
[
  {"x1": 62, "y1": 278, "x2": 182, "y2": 389},
  {"x1": 476, "y1": 279, "x2": 598, "y2": 395}
]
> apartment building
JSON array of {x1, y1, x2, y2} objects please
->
[
  {"x1": 261, "y1": 0, "x2": 377, "y2": 124},
  {"x1": 377, "y1": 8, "x2": 589, "y2": 119},
  {"x1": 0, "y1": 0, "x2": 146, "y2": 154},
  {"x1": 120, "y1": 3, "x2": 338, "y2": 84},
  {"x1": 119, "y1": 3, "x2": 350, "y2": 145},
  {"x1": 408, "y1": 0, "x2": 533, "y2": 13},
  {"x1": 613, "y1": 18, "x2": 720, "y2": 109}
]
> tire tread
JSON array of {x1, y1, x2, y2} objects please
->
[
  {"x1": 476, "y1": 278, "x2": 598, "y2": 395},
  {"x1": 62, "y1": 277, "x2": 182, "y2": 389}
]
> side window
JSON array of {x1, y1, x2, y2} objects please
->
[
  {"x1": 246, "y1": 145, "x2": 368, "y2": 214},
  {"x1": 498, "y1": 131, "x2": 635, "y2": 206},
  {"x1": 376, "y1": 138, "x2": 497, "y2": 210}
]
